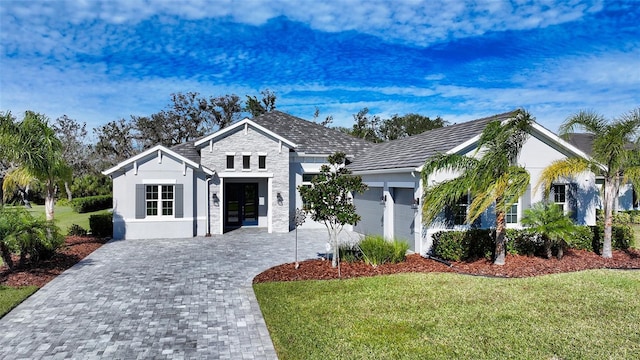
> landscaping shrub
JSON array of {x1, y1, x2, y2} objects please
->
[
  {"x1": 359, "y1": 235, "x2": 409, "y2": 266},
  {"x1": 431, "y1": 229, "x2": 493, "y2": 261},
  {"x1": 70, "y1": 195, "x2": 112, "y2": 213},
  {"x1": 0, "y1": 206, "x2": 63, "y2": 270},
  {"x1": 89, "y1": 213, "x2": 113, "y2": 237},
  {"x1": 506, "y1": 229, "x2": 540, "y2": 256},
  {"x1": 339, "y1": 243, "x2": 362, "y2": 263},
  {"x1": 67, "y1": 224, "x2": 88, "y2": 236},
  {"x1": 591, "y1": 224, "x2": 633, "y2": 253}
]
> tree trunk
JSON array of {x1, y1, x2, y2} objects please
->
[
  {"x1": 45, "y1": 182, "x2": 55, "y2": 221},
  {"x1": 556, "y1": 242, "x2": 564, "y2": 260},
  {"x1": 494, "y1": 211, "x2": 506, "y2": 265},
  {"x1": 0, "y1": 242, "x2": 14, "y2": 271},
  {"x1": 64, "y1": 181, "x2": 72, "y2": 201},
  {"x1": 602, "y1": 179, "x2": 617, "y2": 258},
  {"x1": 544, "y1": 237, "x2": 552, "y2": 259}
]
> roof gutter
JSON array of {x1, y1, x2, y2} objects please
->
[{"x1": 351, "y1": 167, "x2": 421, "y2": 175}]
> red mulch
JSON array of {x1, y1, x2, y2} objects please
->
[
  {"x1": 0, "y1": 236, "x2": 109, "y2": 288},
  {"x1": 253, "y1": 249, "x2": 640, "y2": 283}
]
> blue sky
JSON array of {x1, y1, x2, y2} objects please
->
[{"x1": 1, "y1": 0, "x2": 638, "y2": 135}]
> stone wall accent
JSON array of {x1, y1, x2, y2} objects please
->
[{"x1": 201, "y1": 126, "x2": 291, "y2": 233}]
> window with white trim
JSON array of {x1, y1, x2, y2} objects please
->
[
  {"x1": 243, "y1": 155, "x2": 251, "y2": 170},
  {"x1": 146, "y1": 185, "x2": 174, "y2": 216},
  {"x1": 552, "y1": 184, "x2": 566, "y2": 212},
  {"x1": 506, "y1": 203, "x2": 518, "y2": 224},
  {"x1": 226, "y1": 155, "x2": 234, "y2": 169},
  {"x1": 258, "y1": 155, "x2": 266, "y2": 169},
  {"x1": 453, "y1": 194, "x2": 469, "y2": 225}
]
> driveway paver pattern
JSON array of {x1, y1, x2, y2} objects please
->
[{"x1": 0, "y1": 228, "x2": 361, "y2": 359}]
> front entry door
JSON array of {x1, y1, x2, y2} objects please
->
[{"x1": 225, "y1": 183, "x2": 259, "y2": 227}]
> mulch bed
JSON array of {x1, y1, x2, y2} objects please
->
[
  {"x1": 2, "y1": 238, "x2": 638, "y2": 288},
  {"x1": 254, "y1": 249, "x2": 640, "y2": 283},
  {"x1": 1, "y1": 236, "x2": 109, "y2": 288}
]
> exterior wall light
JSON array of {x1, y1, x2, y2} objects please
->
[
  {"x1": 380, "y1": 195, "x2": 386, "y2": 205},
  {"x1": 412, "y1": 198, "x2": 420, "y2": 209},
  {"x1": 277, "y1": 192, "x2": 284, "y2": 206},
  {"x1": 212, "y1": 193, "x2": 220, "y2": 206}
]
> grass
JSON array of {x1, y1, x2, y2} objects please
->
[
  {"x1": 0, "y1": 285, "x2": 38, "y2": 318},
  {"x1": 254, "y1": 270, "x2": 640, "y2": 359},
  {"x1": 24, "y1": 204, "x2": 110, "y2": 234}
]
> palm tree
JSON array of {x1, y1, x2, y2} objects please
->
[
  {"x1": 421, "y1": 109, "x2": 533, "y2": 265},
  {"x1": 521, "y1": 202, "x2": 577, "y2": 259},
  {"x1": 537, "y1": 108, "x2": 640, "y2": 258},
  {"x1": 0, "y1": 111, "x2": 71, "y2": 221}
]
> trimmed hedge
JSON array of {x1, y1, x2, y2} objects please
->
[
  {"x1": 591, "y1": 224, "x2": 633, "y2": 252},
  {"x1": 89, "y1": 213, "x2": 113, "y2": 238},
  {"x1": 70, "y1": 195, "x2": 112, "y2": 213},
  {"x1": 431, "y1": 229, "x2": 493, "y2": 262},
  {"x1": 432, "y1": 226, "x2": 605, "y2": 261}
]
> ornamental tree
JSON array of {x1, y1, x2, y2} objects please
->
[{"x1": 298, "y1": 152, "x2": 367, "y2": 270}]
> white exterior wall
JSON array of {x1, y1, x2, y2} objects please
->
[
  {"x1": 111, "y1": 153, "x2": 208, "y2": 240},
  {"x1": 290, "y1": 155, "x2": 331, "y2": 230},
  {"x1": 199, "y1": 125, "x2": 291, "y2": 234}
]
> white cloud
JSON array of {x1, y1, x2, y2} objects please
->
[{"x1": 1, "y1": 0, "x2": 604, "y2": 46}]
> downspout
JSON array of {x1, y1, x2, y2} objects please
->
[{"x1": 205, "y1": 176, "x2": 212, "y2": 237}]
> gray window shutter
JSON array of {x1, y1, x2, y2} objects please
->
[
  {"x1": 567, "y1": 183, "x2": 578, "y2": 222},
  {"x1": 135, "y1": 184, "x2": 146, "y2": 219},
  {"x1": 175, "y1": 184, "x2": 184, "y2": 218}
]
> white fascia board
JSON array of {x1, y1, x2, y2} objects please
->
[
  {"x1": 218, "y1": 172, "x2": 274, "y2": 178},
  {"x1": 351, "y1": 167, "x2": 420, "y2": 175},
  {"x1": 194, "y1": 118, "x2": 298, "y2": 148},
  {"x1": 102, "y1": 145, "x2": 200, "y2": 175},
  {"x1": 201, "y1": 166, "x2": 216, "y2": 176}
]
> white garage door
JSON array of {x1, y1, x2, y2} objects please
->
[
  {"x1": 354, "y1": 187, "x2": 384, "y2": 236},
  {"x1": 393, "y1": 187, "x2": 416, "y2": 251}
]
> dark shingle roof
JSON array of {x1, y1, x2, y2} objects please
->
[
  {"x1": 348, "y1": 111, "x2": 519, "y2": 172},
  {"x1": 170, "y1": 140, "x2": 201, "y2": 163},
  {"x1": 564, "y1": 133, "x2": 594, "y2": 156},
  {"x1": 252, "y1": 111, "x2": 372, "y2": 156}
]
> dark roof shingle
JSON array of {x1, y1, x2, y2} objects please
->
[
  {"x1": 252, "y1": 111, "x2": 372, "y2": 156},
  {"x1": 348, "y1": 110, "x2": 519, "y2": 172},
  {"x1": 564, "y1": 133, "x2": 594, "y2": 156}
]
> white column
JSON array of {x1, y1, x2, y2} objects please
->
[
  {"x1": 415, "y1": 182, "x2": 423, "y2": 255},
  {"x1": 219, "y1": 177, "x2": 224, "y2": 235},
  {"x1": 267, "y1": 177, "x2": 273, "y2": 233},
  {"x1": 383, "y1": 186, "x2": 394, "y2": 240}
]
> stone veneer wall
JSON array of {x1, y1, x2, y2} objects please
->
[{"x1": 199, "y1": 126, "x2": 291, "y2": 233}]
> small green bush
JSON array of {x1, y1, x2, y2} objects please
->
[
  {"x1": 339, "y1": 243, "x2": 362, "y2": 263},
  {"x1": 506, "y1": 228, "x2": 540, "y2": 256},
  {"x1": 67, "y1": 224, "x2": 88, "y2": 236},
  {"x1": 432, "y1": 229, "x2": 493, "y2": 262},
  {"x1": 70, "y1": 195, "x2": 112, "y2": 213},
  {"x1": 89, "y1": 213, "x2": 113, "y2": 237},
  {"x1": 359, "y1": 235, "x2": 409, "y2": 266}
]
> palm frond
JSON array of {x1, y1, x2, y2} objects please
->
[
  {"x1": 421, "y1": 153, "x2": 479, "y2": 179},
  {"x1": 535, "y1": 158, "x2": 590, "y2": 197},
  {"x1": 2, "y1": 167, "x2": 37, "y2": 200},
  {"x1": 559, "y1": 110, "x2": 606, "y2": 137},
  {"x1": 421, "y1": 176, "x2": 474, "y2": 224}
]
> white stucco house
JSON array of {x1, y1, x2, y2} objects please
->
[{"x1": 103, "y1": 110, "x2": 634, "y2": 253}]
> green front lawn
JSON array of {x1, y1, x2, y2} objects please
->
[
  {"x1": 255, "y1": 270, "x2": 640, "y2": 359},
  {"x1": 25, "y1": 204, "x2": 110, "y2": 234},
  {"x1": 0, "y1": 286, "x2": 38, "y2": 318}
]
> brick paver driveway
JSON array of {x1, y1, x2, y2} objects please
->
[{"x1": 0, "y1": 229, "x2": 361, "y2": 359}]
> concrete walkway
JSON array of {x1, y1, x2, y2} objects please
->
[{"x1": 0, "y1": 229, "x2": 362, "y2": 359}]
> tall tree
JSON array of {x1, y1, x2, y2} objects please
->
[
  {"x1": 312, "y1": 106, "x2": 333, "y2": 127},
  {"x1": 0, "y1": 111, "x2": 71, "y2": 221},
  {"x1": 421, "y1": 109, "x2": 533, "y2": 265},
  {"x1": 245, "y1": 89, "x2": 277, "y2": 117},
  {"x1": 52, "y1": 115, "x2": 90, "y2": 200},
  {"x1": 379, "y1": 113, "x2": 447, "y2": 140},
  {"x1": 350, "y1": 108, "x2": 382, "y2": 143},
  {"x1": 537, "y1": 108, "x2": 640, "y2": 258},
  {"x1": 298, "y1": 152, "x2": 368, "y2": 272},
  {"x1": 93, "y1": 118, "x2": 139, "y2": 168},
  {"x1": 134, "y1": 92, "x2": 243, "y2": 148}
]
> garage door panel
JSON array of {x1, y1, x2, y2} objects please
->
[
  {"x1": 393, "y1": 188, "x2": 415, "y2": 251},
  {"x1": 354, "y1": 187, "x2": 384, "y2": 236}
]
